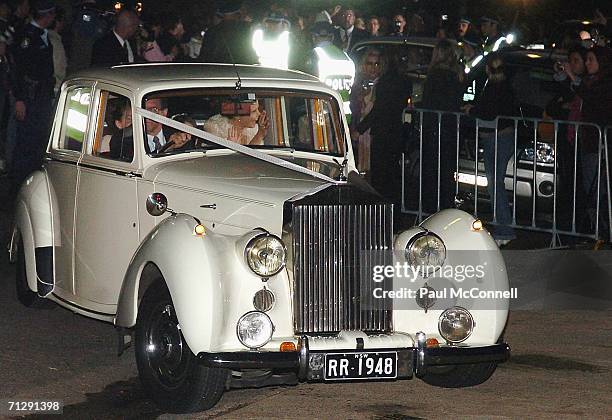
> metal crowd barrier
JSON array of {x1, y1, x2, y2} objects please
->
[{"x1": 400, "y1": 108, "x2": 612, "y2": 246}]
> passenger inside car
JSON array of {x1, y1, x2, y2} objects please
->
[
  {"x1": 109, "y1": 98, "x2": 134, "y2": 162},
  {"x1": 203, "y1": 99, "x2": 269, "y2": 145}
]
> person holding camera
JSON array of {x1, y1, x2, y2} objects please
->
[
  {"x1": 462, "y1": 53, "x2": 517, "y2": 245},
  {"x1": 545, "y1": 45, "x2": 588, "y2": 229},
  {"x1": 390, "y1": 13, "x2": 407, "y2": 37}
]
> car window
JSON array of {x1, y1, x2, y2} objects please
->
[
  {"x1": 92, "y1": 92, "x2": 134, "y2": 162},
  {"x1": 58, "y1": 86, "x2": 92, "y2": 152},
  {"x1": 141, "y1": 89, "x2": 345, "y2": 157}
]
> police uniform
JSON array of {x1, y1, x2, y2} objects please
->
[{"x1": 9, "y1": 8, "x2": 55, "y2": 194}]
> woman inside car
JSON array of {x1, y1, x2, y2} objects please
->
[{"x1": 203, "y1": 100, "x2": 269, "y2": 146}]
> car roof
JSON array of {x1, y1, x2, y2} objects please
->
[
  {"x1": 351, "y1": 36, "x2": 438, "y2": 52},
  {"x1": 71, "y1": 63, "x2": 320, "y2": 90}
]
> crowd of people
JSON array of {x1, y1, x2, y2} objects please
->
[{"x1": 0, "y1": 0, "x2": 612, "y2": 243}]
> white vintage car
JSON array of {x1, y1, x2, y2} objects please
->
[{"x1": 9, "y1": 64, "x2": 510, "y2": 413}]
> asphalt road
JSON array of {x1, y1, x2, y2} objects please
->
[{"x1": 1, "y1": 206, "x2": 612, "y2": 419}]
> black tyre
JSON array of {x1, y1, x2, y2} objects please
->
[
  {"x1": 135, "y1": 281, "x2": 228, "y2": 413},
  {"x1": 421, "y1": 362, "x2": 498, "y2": 388},
  {"x1": 15, "y1": 234, "x2": 52, "y2": 308}
]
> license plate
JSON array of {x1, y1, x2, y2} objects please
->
[
  {"x1": 324, "y1": 351, "x2": 397, "y2": 381},
  {"x1": 455, "y1": 172, "x2": 488, "y2": 187}
]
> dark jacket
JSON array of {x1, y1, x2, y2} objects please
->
[
  {"x1": 545, "y1": 79, "x2": 580, "y2": 121},
  {"x1": 470, "y1": 78, "x2": 516, "y2": 130},
  {"x1": 198, "y1": 20, "x2": 257, "y2": 64},
  {"x1": 109, "y1": 130, "x2": 134, "y2": 162},
  {"x1": 573, "y1": 75, "x2": 612, "y2": 152},
  {"x1": 574, "y1": 75, "x2": 612, "y2": 127},
  {"x1": 91, "y1": 31, "x2": 137, "y2": 67},
  {"x1": 421, "y1": 68, "x2": 464, "y2": 112},
  {"x1": 10, "y1": 22, "x2": 54, "y2": 101},
  {"x1": 345, "y1": 27, "x2": 369, "y2": 53}
]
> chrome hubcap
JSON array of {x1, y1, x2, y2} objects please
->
[{"x1": 146, "y1": 302, "x2": 189, "y2": 388}]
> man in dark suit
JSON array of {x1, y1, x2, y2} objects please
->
[
  {"x1": 341, "y1": 8, "x2": 368, "y2": 54},
  {"x1": 91, "y1": 9, "x2": 139, "y2": 67}
]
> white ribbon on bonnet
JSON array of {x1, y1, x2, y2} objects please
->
[{"x1": 137, "y1": 107, "x2": 340, "y2": 184}]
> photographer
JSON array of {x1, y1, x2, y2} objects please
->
[
  {"x1": 545, "y1": 45, "x2": 588, "y2": 229},
  {"x1": 390, "y1": 12, "x2": 407, "y2": 37}
]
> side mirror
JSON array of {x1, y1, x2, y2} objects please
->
[{"x1": 146, "y1": 192, "x2": 169, "y2": 216}]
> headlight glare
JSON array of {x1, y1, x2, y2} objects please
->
[
  {"x1": 236, "y1": 311, "x2": 274, "y2": 349},
  {"x1": 438, "y1": 307, "x2": 474, "y2": 343},
  {"x1": 245, "y1": 233, "x2": 286, "y2": 277},
  {"x1": 520, "y1": 142, "x2": 554, "y2": 164},
  {"x1": 406, "y1": 232, "x2": 446, "y2": 271}
]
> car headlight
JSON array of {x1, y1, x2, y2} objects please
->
[
  {"x1": 438, "y1": 307, "x2": 474, "y2": 343},
  {"x1": 406, "y1": 232, "x2": 446, "y2": 271},
  {"x1": 236, "y1": 311, "x2": 274, "y2": 349},
  {"x1": 520, "y1": 142, "x2": 554, "y2": 164},
  {"x1": 245, "y1": 233, "x2": 286, "y2": 277}
]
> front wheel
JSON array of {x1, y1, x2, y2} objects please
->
[
  {"x1": 135, "y1": 281, "x2": 227, "y2": 413},
  {"x1": 421, "y1": 362, "x2": 498, "y2": 388}
]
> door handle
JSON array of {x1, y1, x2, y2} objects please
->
[{"x1": 200, "y1": 204, "x2": 217, "y2": 210}]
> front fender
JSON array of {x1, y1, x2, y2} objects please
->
[
  {"x1": 115, "y1": 214, "x2": 225, "y2": 354},
  {"x1": 393, "y1": 209, "x2": 509, "y2": 345}
]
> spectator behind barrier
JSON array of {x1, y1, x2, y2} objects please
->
[
  {"x1": 420, "y1": 39, "x2": 465, "y2": 213},
  {"x1": 571, "y1": 46, "x2": 612, "y2": 233},
  {"x1": 462, "y1": 53, "x2": 517, "y2": 245},
  {"x1": 545, "y1": 45, "x2": 588, "y2": 230},
  {"x1": 350, "y1": 47, "x2": 384, "y2": 174}
]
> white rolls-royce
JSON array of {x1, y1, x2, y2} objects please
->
[{"x1": 9, "y1": 64, "x2": 510, "y2": 413}]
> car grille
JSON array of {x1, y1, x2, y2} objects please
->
[{"x1": 292, "y1": 204, "x2": 394, "y2": 334}]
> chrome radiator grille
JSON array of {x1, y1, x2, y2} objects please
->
[{"x1": 292, "y1": 204, "x2": 393, "y2": 334}]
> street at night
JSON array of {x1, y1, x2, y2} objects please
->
[
  {"x1": 1, "y1": 208, "x2": 611, "y2": 418},
  {"x1": 1, "y1": 0, "x2": 612, "y2": 417}
]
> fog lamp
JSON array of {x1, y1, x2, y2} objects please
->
[
  {"x1": 236, "y1": 311, "x2": 274, "y2": 349},
  {"x1": 438, "y1": 307, "x2": 474, "y2": 343}
]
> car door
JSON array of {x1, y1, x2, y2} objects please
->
[
  {"x1": 45, "y1": 84, "x2": 93, "y2": 295},
  {"x1": 73, "y1": 86, "x2": 141, "y2": 310}
]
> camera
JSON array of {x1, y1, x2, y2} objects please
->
[{"x1": 553, "y1": 61, "x2": 566, "y2": 73}]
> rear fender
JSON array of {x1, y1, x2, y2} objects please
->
[{"x1": 11, "y1": 170, "x2": 59, "y2": 295}]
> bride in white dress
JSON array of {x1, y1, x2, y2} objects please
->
[{"x1": 203, "y1": 100, "x2": 269, "y2": 146}]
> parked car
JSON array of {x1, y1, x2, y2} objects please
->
[
  {"x1": 9, "y1": 63, "x2": 510, "y2": 413},
  {"x1": 352, "y1": 38, "x2": 565, "y2": 210}
]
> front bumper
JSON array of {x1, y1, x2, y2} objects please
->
[{"x1": 198, "y1": 334, "x2": 511, "y2": 381}]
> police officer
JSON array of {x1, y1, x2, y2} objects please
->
[{"x1": 9, "y1": 0, "x2": 55, "y2": 196}]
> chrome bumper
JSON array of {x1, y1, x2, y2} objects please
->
[{"x1": 198, "y1": 333, "x2": 511, "y2": 381}]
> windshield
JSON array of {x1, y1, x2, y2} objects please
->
[{"x1": 139, "y1": 89, "x2": 346, "y2": 157}]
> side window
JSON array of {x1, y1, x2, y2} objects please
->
[
  {"x1": 58, "y1": 86, "x2": 92, "y2": 152},
  {"x1": 92, "y1": 92, "x2": 134, "y2": 162}
]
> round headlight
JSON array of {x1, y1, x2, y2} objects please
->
[
  {"x1": 236, "y1": 311, "x2": 274, "y2": 349},
  {"x1": 245, "y1": 234, "x2": 287, "y2": 277},
  {"x1": 406, "y1": 232, "x2": 446, "y2": 271},
  {"x1": 438, "y1": 306, "x2": 474, "y2": 343}
]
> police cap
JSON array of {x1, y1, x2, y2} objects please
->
[
  {"x1": 32, "y1": 0, "x2": 56, "y2": 14},
  {"x1": 217, "y1": 0, "x2": 242, "y2": 15},
  {"x1": 480, "y1": 15, "x2": 500, "y2": 25}
]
